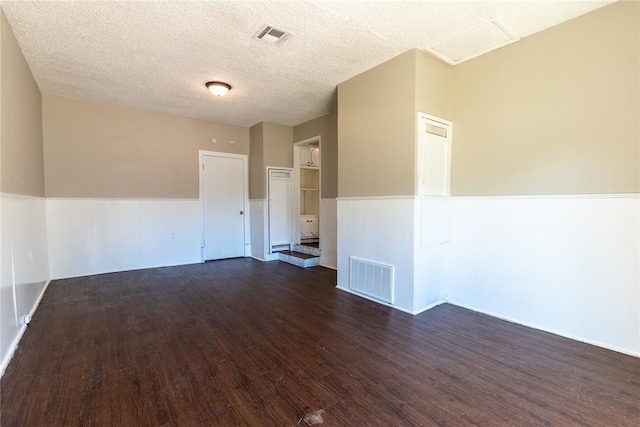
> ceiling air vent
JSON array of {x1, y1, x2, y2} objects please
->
[{"x1": 253, "y1": 24, "x2": 292, "y2": 44}]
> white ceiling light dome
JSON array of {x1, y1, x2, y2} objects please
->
[{"x1": 206, "y1": 81, "x2": 231, "y2": 97}]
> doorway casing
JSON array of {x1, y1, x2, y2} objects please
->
[{"x1": 293, "y1": 136, "x2": 322, "y2": 247}]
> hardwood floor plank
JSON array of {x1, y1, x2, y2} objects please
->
[{"x1": 1, "y1": 258, "x2": 638, "y2": 426}]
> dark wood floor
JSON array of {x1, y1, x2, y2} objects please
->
[{"x1": 2, "y1": 259, "x2": 639, "y2": 426}]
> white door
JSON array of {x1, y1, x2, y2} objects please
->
[
  {"x1": 203, "y1": 155, "x2": 246, "y2": 260},
  {"x1": 268, "y1": 169, "x2": 292, "y2": 251},
  {"x1": 418, "y1": 117, "x2": 451, "y2": 196}
]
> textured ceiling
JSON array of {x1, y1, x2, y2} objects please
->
[{"x1": 1, "y1": 0, "x2": 615, "y2": 127}]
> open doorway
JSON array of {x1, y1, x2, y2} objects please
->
[{"x1": 293, "y1": 136, "x2": 321, "y2": 252}]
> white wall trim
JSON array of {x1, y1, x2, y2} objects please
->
[
  {"x1": 320, "y1": 264, "x2": 337, "y2": 270},
  {"x1": 0, "y1": 326, "x2": 27, "y2": 378},
  {"x1": 0, "y1": 192, "x2": 46, "y2": 200},
  {"x1": 45, "y1": 197, "x2": 201, "y2": 202},
  {"x1": 0, "y1": 279, "x2": 50, "y2": 377},
  {"x1": 452, "y1": 193, "x2": 640, "y2": 200},
  {"x1": 448, "y1": 300, "x2": 640, "y2": 358},
  {"x1": 337, "y1": 195, "x2": 417, "y2": 201}
]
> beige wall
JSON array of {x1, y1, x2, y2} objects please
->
[
  {"x1": 293, "y1": 111, "x2": 338, "y2": 199},
  {"x1": 263, "y1": 122, "x2": 293, "y2": 170},
  {"x1": 451, "y1": 0, "x2": 639, "y2": 196},
  {"x1": 0, "y1": 10, "x2": 44, "y2": 197},
  {"x1": 42, "y1": 95, "x2": 249, "y2": 198},
  {"x1": 338, "y1": 50, "x2": 417, "y2": 197},
  {"x1": 416, "y1": 50, "x2": 453, "y2": 121},
  {"x1": 249, "y1": 122, "x2": 264, "y2": 200},
  {"x1": 338, "y1": 49, "x2": 452, "y2": 197},
  {"x1": 248, "y1": 121, "x2": 293, "y2": 199}
]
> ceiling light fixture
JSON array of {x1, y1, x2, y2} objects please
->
[{"x1": 206, "y1": 81, "x2": 231, "y2": 97}]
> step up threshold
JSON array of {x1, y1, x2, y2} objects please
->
[{"x1": 278, "y1": 251, "x2": 320, "y2": 268}]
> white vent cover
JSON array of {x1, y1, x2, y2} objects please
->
[
  {"x1": 253, "y1": 24, "x2": 292, "y2": 44},
  {"x1": 349, "y1": 257, "x2": 394, "y2": 304},
  {"x1": 427, "y1": 18, "x2": 519, "y2": 65}
]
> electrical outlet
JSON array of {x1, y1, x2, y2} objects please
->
[
  {"x1": 172, "y1": 167, "x2": 178, "y2": 175},
  {"x1": 171, "y1": 232, "x2": 176, "y2": 239},
  {"x1": 27, "y1": 250, "x2": 33, "y2": 262}
]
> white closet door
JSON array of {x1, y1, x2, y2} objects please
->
[
  {"x1": 268, "y1": 169, "x2": 292, "y2": 250},
  {"x1": 203, "y1": 155, "x2": 246, "y2": 260},
  {"x1": 419, "y1": 118, "x2": 451, "y2": 196}
]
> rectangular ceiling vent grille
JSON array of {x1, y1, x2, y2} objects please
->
[
  {"x1": 349, "y1": 257, "x2": 394, "y2": 304},
  {"x1": 253, "y1": 25, "x2": 292, "y2": 44}
]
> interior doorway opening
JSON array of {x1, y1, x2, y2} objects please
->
[{"x1": 293, "y1": 136, "x2": 321, "y2": 251}]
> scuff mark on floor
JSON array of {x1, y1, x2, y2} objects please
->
[{"x1": 299, "y1": 409, "x2": 325, "y2": 425}]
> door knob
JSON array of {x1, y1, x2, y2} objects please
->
[{"x1": 240, "y1": 211, "x2": 244, "y2": 215}]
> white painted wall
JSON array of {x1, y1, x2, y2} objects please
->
[
  {"x1": 46, "y1": 198, "x2": 202, "y2": 279},
  {"x1": 1, "y1": 193, "x2": 50, "y2": 374},
  {"x1": 319, "y1": 198, "x2": 337, "y2": 269},
  {"x1": 445, "y1": 195, "x2": 640, "y2": 356},
  {"x1": 337, "y1": 197, "x2": 415, "y2": 312}
]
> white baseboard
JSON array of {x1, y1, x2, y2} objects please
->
[
  {"x1": 320, "y1": 264, "x2": 337, "y2": 270},
  {"x1": 250, "y1": 255, "x2": 279, "y2": 262},
  {"x1": 0, "y1": 279, "x2": 51, "y2": 377},
  {"x1": 336, "y1": 286, "x2": 445, "y2": 316},
  {"x1": 448, "y1": 300, "x2": 640, "y2": 358},
  {"x1": 413, "y1": 300, "x2": 446, "y2": 315},
  {"x1": 336, "y1": 285, "x2": 402, "y2": 311}
]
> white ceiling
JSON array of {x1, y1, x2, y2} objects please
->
[{"x1": 1, "y1": 0, "x2": 615, "y2": 127}]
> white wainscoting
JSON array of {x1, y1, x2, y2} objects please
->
[
  {"x1": 320, "y1": 198, "x2": 337, "y2": 269},
  {"x1": 1, "y1": 193, "x2": 50, "y2": 375},
  {"x1": 337, "y1": 197, "x2": 416, "y2": 312},
  {"x1": 446, "y1": 195, "x2": 640, "y2": 357},
  {"x1": 46, "y1": 198, "x2": 202, "y2": 279}
]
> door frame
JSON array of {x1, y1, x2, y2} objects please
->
[
  {"x1": 199, "y1": 150, "x2": 250, "y2": 262},
  {"x1": 266, "y1": 167, "x2": 294, "y2": 254},
  {"x1": 293, "y1": 136, "x2": 321, "y2": 245}
]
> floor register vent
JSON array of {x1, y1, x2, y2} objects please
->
[{"x1": 349, "y1": 257, "x2": 394, "y2": 304}]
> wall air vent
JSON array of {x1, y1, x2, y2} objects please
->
[
  {"x1": 253, "y1": 24, "x2": 292, "y2": 44},
  {"x1": 349, "y1": 257, "x2": 394, "y2": 304}
]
